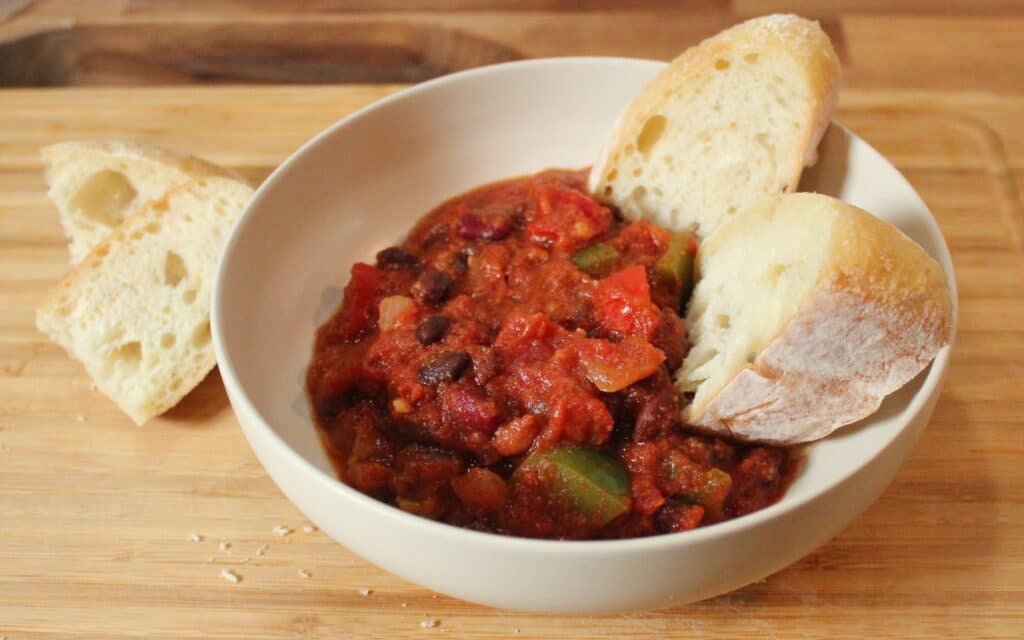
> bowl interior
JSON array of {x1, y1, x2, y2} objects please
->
[{"x1": 214, "y1": 58, "x2": 956, "y2": 539}]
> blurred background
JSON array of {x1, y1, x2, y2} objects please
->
[{"x1": 1, "y1": 1, "x2": 1021, "y2": 92}]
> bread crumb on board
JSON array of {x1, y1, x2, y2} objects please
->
[
  {"x1": 219, "y1": 541, "x2": 231, "y2": 552},
  {"x1": 188, "y1": 533, "x2": 204, "y2": 543},
  {"x1": 303, "y1": 524, "x2": 318, "y2": 533},
  {"x1": 358, "y1": 588, "x2": 373, "y2": 597},
  {"x1": 256, "y1": 544, "x2": 269, "y2": 557},
  {"x1": 220, "y1": 568, "x2": 242, "y2": 584},
  {"x1": 273, "y1": 525, "x2": 293, "y2": 537},
  {"x1": 298, "y1": 569, "x2": 312, "y2": 578},
  {"x1": 75, "y1": 414, "x2": 87, "y2": 422},
  {"x1": 420, "y1": 619, "x2": 440, "y2": 629}
]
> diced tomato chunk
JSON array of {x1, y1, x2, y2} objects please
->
[
  {"x1": 492, "y1": 414, "x2": 542, "y2": 456},
  {"x1": 451, "y1": 468, "x2": 508, "y2": 514},
  {"x1": 334, "y1": 262, "x2": 381, "y2": 340},
  {"x1": 494, "y1": 312, "x2": 559, "y2": 352},
  {"x1": 547, "y1": 394, "x2": 615, "y2": 447},
  {"x1": 594, "y1": 265, "x2": 661, "y2": 340},
  {"x1": 576, "y1": 336, "x2": 666, "y2": 392},
  {"x1": 525, "y1": 184, "x2": 613, "y2": 251}
]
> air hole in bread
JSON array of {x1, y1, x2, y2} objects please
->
[
  {"x1": 169, "y1": 378, "x2": 181, "y2": 392},
  {"x1": 727, "y1": 206, "x2": 737, "y2": 214},
  {"x1": 607, "y1": 169, "x2": 618, "y2": 181},
  {"x1": 131, "y1": 230, "x2": 143, "y2": 240},
  {"x1": 624, "y1": 144, "x2": 635, "y2": 156},
  {"x1": 653, "y1": 187, "x2": 664, "y2": 198},
  {"x1": 69, "y1": 170, "x2": 137, "y2": 228},
  {"x1": 714, "y1": 59, "x2": 731, "y2": 70},
  {"x1": 182, "y1": 289, "x2": 198, "y2": 305},
  {"x1": 164, "y1": 251, "x2": 188, "y2": 287},
  {"x1": 160, "y1": 333, "x2": 176, "y2": 349},
  {"x1": 144, "y1": 221, "x2": 161, "y2": 234},
  {"x1": 744, "y1": 53, "x2": 759, "y2": 64},
  {"x1": 716, "y1": 314, "x2": 731, "y2": 329},
  {"x1": 662, "y1": 154, "x2": 674, "y2": 166},
  {"x1": 630, "y1": 186, "x2": 647, "y2": 202},
  {"x1": 191, "y1": 320, "x2": 211, "y2": 348},
  {"x1": 765, "y1": 263, "x2": 787, "y2": 286},
  {"x1": 94, "y1": 245, "x2": 109, "y2": 258},
  {"x1": 636, "y1": 115, "x2": 667, "y2": 155},
  {"x1": 633, "y1": 167, "x2": 642, "y2": 177},
  {"x1": 603, "y1": 186, "x2": 613, "y2": 197},
  {"x1": 111, "y1": 341, "x2": 142, "y2": 373}
]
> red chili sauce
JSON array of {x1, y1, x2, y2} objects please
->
[{"x1": 307, "y1": 169, "x2": 790, "y2": 539}]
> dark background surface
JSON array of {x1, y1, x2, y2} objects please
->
[{"x1": 2, "y1": 0, "x2": 1023, "y2": 91}]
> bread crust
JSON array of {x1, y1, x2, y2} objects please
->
[
  {"x1": 41, "y1": 140, "x2": 244, "y2": 184},
  {"x1": 682, "y1": 194, "x2": 953, "y2": 444}
]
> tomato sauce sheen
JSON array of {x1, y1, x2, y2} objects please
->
[{"x1": 307, "y1": 169, "x2": 791, "y2": 540}]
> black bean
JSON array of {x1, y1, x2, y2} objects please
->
[
  {"x1": 376, "y1": 246, "x2": 421, "y2": 270},
  {"x1": 412, "y1": 270, "x2": 453, "y2": 306},
  {"x1": 417, "y1": 351, "x2": 472, "y2": 385},
  {"x1": 416, "y1": 315, "x2": 451, "y2": 346}
]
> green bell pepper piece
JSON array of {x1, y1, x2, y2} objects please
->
[
  {"x1": 516, "y1": 445, "x2": 631, "y2": 527},
  {"x1": 572, "y1": 243, "x2": 621, "y2": 275}
]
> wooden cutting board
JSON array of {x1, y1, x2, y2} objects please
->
[{"x1": 1, "y1": 86, "x2": 1022, "y2": 639}]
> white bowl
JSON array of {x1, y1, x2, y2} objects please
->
[{"x1": 212, "y1": 58, "x2": 956, "y2": 614}]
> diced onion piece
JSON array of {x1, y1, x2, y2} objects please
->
[
  {"x1": 578, "y1": 336, "x2": 666, "y2": 392},
  {"x1": 378, "y1": 295, "x2": 416, "y2": 332}
]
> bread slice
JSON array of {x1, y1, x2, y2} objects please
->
[
  {"x1": 41, "y1": 140, "x2": 239, "y2": 263},
  {"x1": 677, "y1": 193, "x2": 952, "y2": 444},
  {"x1": 588, "y1": 14, "x2": 840, "y2": 239},
  {"x1": 36, "y1": 176, "x2": 254, "y2": 425}
]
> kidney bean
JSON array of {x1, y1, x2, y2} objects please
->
[
  {"x1": 417, "y1": 350, "x2": 472, "y2": 385},
  {"x1": 456, "y1": 213, "x2": 513, "y2": 241},
  {"x1": 416, "y1": 315, "x2": 451, "y2": 346},
  {"x1": 412, "y1": 270, "x2": 453, "y2": 306}
]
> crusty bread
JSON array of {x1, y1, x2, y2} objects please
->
[
  {"x1": 41, "y1": 140, "x2": 239, "y2": 263},
  {"x1": 36, "y1": 177, "x2": 254, "y2": 425},
  {"x1": 677, "y1": 193, "x2": 952, "y2": 444},
  {"x1": 589, "y1": 14, "x2": 840, "y2": 239}
]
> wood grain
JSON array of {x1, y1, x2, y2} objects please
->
[
  {"x1": 6, "y1": 1, "x2": 1024, "y2": 89},
  {"x1": 0, "y1": 84, "x2": 1022, "y2": 639}
]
